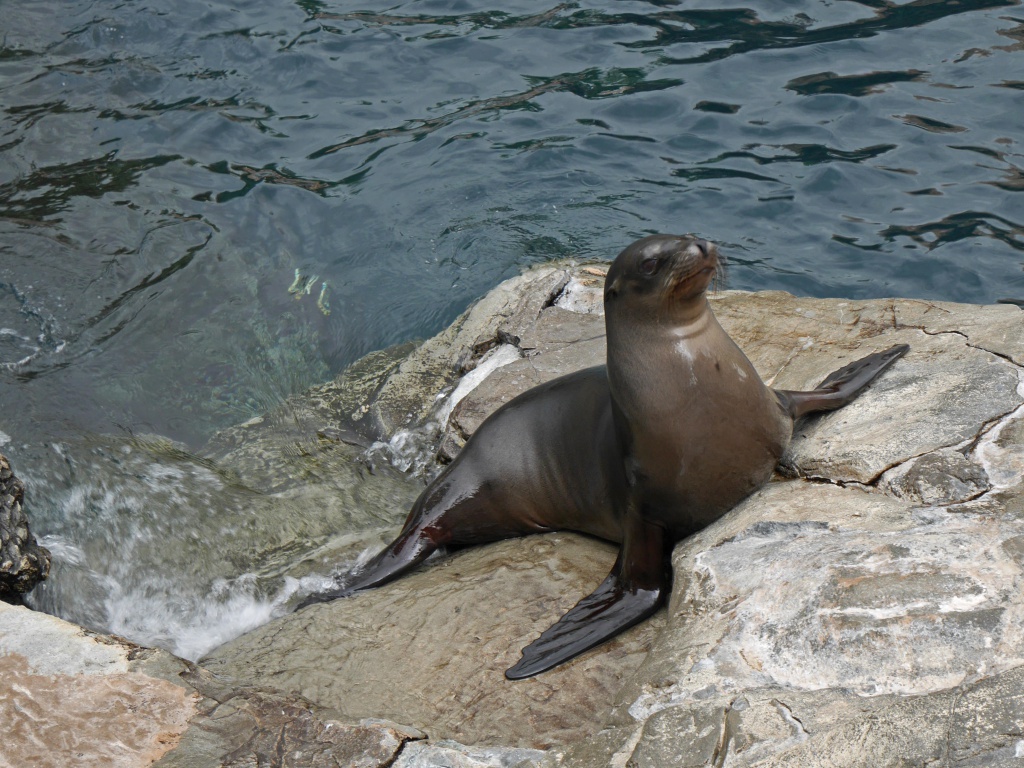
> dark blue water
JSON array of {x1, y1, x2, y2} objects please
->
[{"x1": 2, "y1": 0, "x2": 1023, "y2": 652}]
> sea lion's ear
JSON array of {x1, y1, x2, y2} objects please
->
[{"x1": 604, "y1": 277, "x2": 621, "y2": 302}]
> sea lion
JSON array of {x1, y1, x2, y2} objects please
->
[{"x1": 299, "y1": 234, "x2": 909, "y2": 680}]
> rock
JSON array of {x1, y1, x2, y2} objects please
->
[
  {"x1": 202, "y1": 268, "x2": 1024, "y2": 763},
  {"x1": 9, "y1": 261, "x2": 1024, "y2": 766},
  {"x1": 878, "y1": 448, "x2": 991, "y2": 504},
  {"x1": 394, "y1": 740, "x2": 548, "y2": 768},
  {"x1": 0, "y1": 602, "x2": 197, "y2": 767},
  {"x1": 202, "y1": 534, "x2": 664, "y2": 750},
  {"x1": 156, "y1": 671, "x2": 428, "y2": 768},
  {"x1": 0, "y1": 452, "x2": 50, "y2": 600},
  {"x1": 565, "y1": 669, "x2": 1024, "y2": 768},
  {"x1": 612, "y1": 481, "x2": 1024, "y2": 713},
  {"x1": 0, "y1": 601, "x2": 454, "y2": 768}
]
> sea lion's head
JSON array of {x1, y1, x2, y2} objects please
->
[{"x1": 604, "y1": 235, "x2": 719, "y2": 321}]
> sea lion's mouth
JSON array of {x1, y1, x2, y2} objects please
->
[{"x1": 668, "y1": 264, "x2": 717, "y2": 298}]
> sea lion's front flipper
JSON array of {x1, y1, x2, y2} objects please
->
[
  {"x1": 505, "y1": 514, "x2": 666, "y2": 680},
  {"x1": 776, "y1": 343, "x2": 909, "y2": 420}
]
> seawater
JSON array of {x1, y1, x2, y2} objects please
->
[{"x1": 1, "y1": 0, "x2": 1022, "y2": 658}]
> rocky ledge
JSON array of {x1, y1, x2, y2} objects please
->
[{"x1": 5, "y1": 261, "x2": 1024, "y2": 767}]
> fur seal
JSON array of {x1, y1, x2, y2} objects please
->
[{"x1": 299, "y1": 235, "x2": 909, "y2": 680}]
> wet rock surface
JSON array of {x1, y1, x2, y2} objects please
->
[
  {"x1": 7, "y1": 262, "x2": 1024, "y2": 765},
  {"x1": 203, "y1": 534, "x2": 664, "y2": 749}
]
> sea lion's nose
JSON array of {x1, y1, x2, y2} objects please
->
[{"x1": 693, "y1": 238, "x2": 712, "y2": 258}]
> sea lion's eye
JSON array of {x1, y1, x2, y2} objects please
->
[{"x1": 639, "y1": 257, "x2": 659, "y2": 276}]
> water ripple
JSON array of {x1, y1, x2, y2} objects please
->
[
  {"x1": 308, "y1": 67, "x2": 684, "y2": 160},
  {"x1": 0, "y1": 152, "x2": 181, "y2": 221},
  {"x1": 785, "y1": 69, "x2": 928, "y2": 96}
]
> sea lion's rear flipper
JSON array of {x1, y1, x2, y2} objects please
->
[
  {"x1": 776, "y1": 343, "x2": 909, "y2": 420},
  {"x1": 296, "y1": 525, "x2": 440, "y2": 610},
  {"x1": 505, "y1": 515, "x2": 666, "y2": 680}
]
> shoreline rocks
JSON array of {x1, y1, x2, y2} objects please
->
[
  {"x1": 0, "y1": 452, "x2": 50, "y2": 602},
  {"x1": 5, "y1": 261, "x2": 1024, "y2": 766}
]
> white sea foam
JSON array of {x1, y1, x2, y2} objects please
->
[
  {"x1": 100, "y1": 573, "x2": 277, "y2": 661},
  {"x1": 95, "y1": 542, "x2": 386, "y2": 661},
  {"x1": 36, "y1": 535, "x2": 87, "y2": 566},
  {"x1": 367, "y1": 424, "x2": 441, "y2": 474},
  {"x1": 101, "y1": 566, "x2": 366, "y2": 661}
]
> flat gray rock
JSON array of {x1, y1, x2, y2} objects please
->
[{"x1": 0, "y1": 602, "x2": 198, "y2": 767}]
